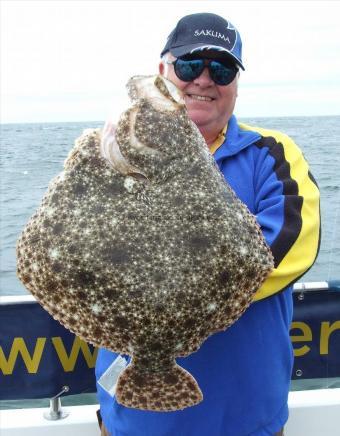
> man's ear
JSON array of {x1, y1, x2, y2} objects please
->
[
  {"x1": 159, "y1": 62, "x2": 165, "y2": 75},
  {"x1": 236, "y1": 71, "x2": 240, "y2": 97}
]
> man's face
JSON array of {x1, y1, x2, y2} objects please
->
[{"x1": 159, "y1": 53, "x2": 239, "y2": 136}]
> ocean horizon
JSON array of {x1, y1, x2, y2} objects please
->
[{"x1": 2, "y1": 113, "x2": 340, "y2": 126}]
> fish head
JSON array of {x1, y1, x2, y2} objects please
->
[{"x1": 102, "y1": 75, "x2": 203, "y2": 180}]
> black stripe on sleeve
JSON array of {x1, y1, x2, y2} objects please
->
[{"x1": 255, "y1": 137, "x2": 303, "y2": 268}]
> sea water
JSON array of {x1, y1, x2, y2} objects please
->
[{"x1": 1, "y1": 116, "x2": 339, "y2": 408}]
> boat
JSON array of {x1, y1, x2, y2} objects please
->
[{"x1": 1, "y1": 281, "x2": 340, "y2": 435}]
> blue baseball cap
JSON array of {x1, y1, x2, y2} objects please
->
[{"x1": 160, "y1": 13, "x2": 244, "y2": 70}]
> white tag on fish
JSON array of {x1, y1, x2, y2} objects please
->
[{"x1": 97, "y1": 355, "x2": 128, "y2": 397}]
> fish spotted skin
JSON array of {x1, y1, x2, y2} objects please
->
[{"x1": 17, "y1": 75, "x2": 273, "y2": 412}]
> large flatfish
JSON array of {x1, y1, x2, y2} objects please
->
[{"x1": 17, "y1": 75, "x2": 273, "y2": 412}]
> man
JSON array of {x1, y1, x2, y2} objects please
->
[{"x1": 96, "y1": 12, "x2": 320, "y2": 436}]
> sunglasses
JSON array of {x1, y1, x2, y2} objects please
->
[{"x1": 166, "y1": 57, "x2": 238, "y2": 86}]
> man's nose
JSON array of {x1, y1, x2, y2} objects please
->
[{"x1": 193, "y1": 67, "x2": 214, "y2": 86}]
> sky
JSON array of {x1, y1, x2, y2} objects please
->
[{"x1": 1, "y1": 0, "x2": 340, "y2": 123}]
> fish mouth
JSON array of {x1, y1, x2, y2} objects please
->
[
  {"x1": 127, "y1": 75, "x2": 185, "y2": 111},
  {"x1": 155, "y1": 76, "x2": 185, "y2": 105}
]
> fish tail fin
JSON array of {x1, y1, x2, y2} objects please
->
[{"x1": 115, "y1": 362, "x2": 203, "y2": 411}]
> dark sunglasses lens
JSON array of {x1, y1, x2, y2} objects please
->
[
  {"x1": 209, "y1": 61, "x2": 237, "y2": 85},
  {"x1": 175, "y1": 59, "x2": 205, "y2": 82}
]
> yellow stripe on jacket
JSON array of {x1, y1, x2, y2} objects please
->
[{"x1": 239, "y1": 123, "x2": 321, "y2": 301}]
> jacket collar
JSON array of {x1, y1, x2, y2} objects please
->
[{"x1": 213, "y1": 115, "x2": 261, "y2": 161}]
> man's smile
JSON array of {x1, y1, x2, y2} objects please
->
[{"x1": 185, "y1": 94, "x2": 215, "y2": 102}]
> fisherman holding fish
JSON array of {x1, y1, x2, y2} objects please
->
[{"x1": 94, "y1": 12, "x2": 320, "y2": 436}]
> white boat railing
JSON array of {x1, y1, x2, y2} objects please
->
[
  {"x1": 1, "y1": 388, "x2": 340, "y2": 436},
  {"x1": 1, "y1": 280, "x2": 339, "y2": 307}
]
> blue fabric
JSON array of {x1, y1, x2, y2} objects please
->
[{"x1": 96, "y1": 115, "x2": 294, "y2": 435}]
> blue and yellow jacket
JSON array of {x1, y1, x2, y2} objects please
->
[{"x1": 96, "y1": 115, "x2": 320, "y2": 436}]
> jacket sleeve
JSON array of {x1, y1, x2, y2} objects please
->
[{"x1": 250, "y1": 129, "x2": 321, "y2": 301}]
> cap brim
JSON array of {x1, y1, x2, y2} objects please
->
[{"x1": 170, "y1": 44, "x2": 245, "y2": 70}]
